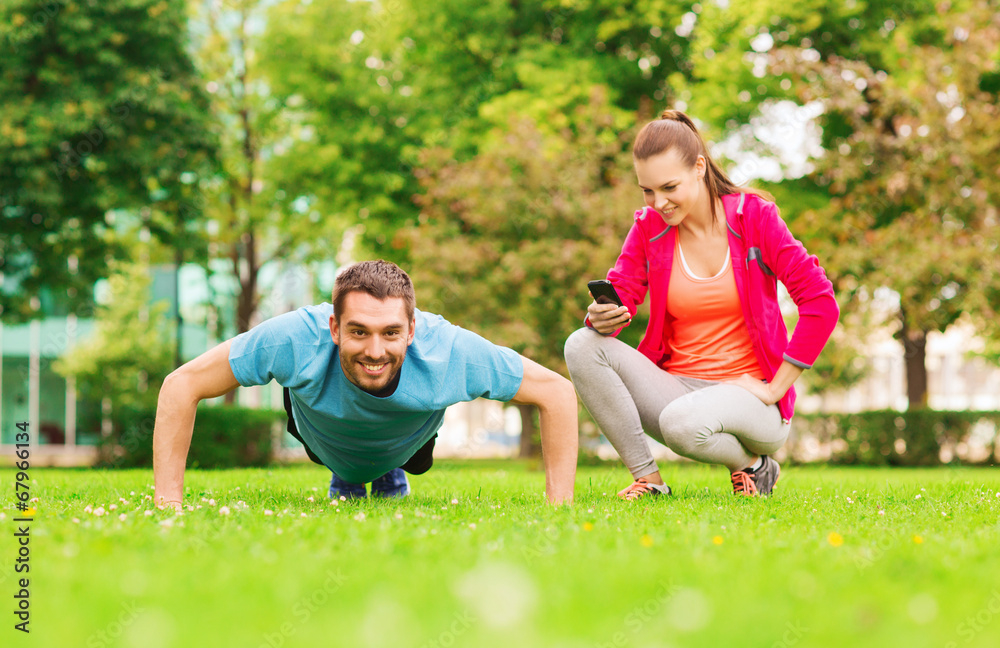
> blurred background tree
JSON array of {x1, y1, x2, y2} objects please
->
[
  {"x1": 54, "y1": 259, "x2": 173, "y2": 414},
  {"x1": 769, "y1": 1, "x2": 1000, "y2": 408},
  {"x1": 0, "y1": 0, "x2": 216, "y2": 321},
  {"x1": 407, "y1": 93, "x2": 645, "y2": 455},
  {"x1": 257, "y1": 0, "x2": 700, "y2": 265}
]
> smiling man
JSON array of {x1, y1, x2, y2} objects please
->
[{"x1": 153, "y1": 260, "x2": 577, "y2": 507}]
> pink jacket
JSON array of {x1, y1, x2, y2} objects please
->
[{"x1": 595, "y1": 193, "x2": 840, "y2": 421}]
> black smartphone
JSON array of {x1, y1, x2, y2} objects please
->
[{"x1": 588, "y1": 280, "x2": 623, "y2": 307}]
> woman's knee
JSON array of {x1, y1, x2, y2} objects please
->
[
  {"x1": 564, "y1": 327, "x2": 603, "y2": 368},
  {"x1": 658, "y1": 405, "x2": 705, "y2": 454}
]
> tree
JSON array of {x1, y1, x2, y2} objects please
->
[
  {"x1": 54, "y1": 259, "x2": 174, "y2": 413},
  {"x1": 0, "y1": 0, "x2": 216, "y2": 320},
  {"x1": 257, "y1": 0, "x2": 700, "y2": 265},
  {"x1": 407, "y1": 93, "x2": 645, "y2": 455},
  {"x1": 770, "y1": 0, "x2": 1000, "y2": 408},
  {"x1": 189, "y1": 0, "x2": 321, "y2": 339}
]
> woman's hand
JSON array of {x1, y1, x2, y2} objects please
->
[
  {"x1": 726, "y1": 362, "x2": 803, "y2": 407},
  {"x1": 726, "y1": 374, "x2": 778, "y2": 405},
  {"x1": 587, "y1": 294, "x2": 631, "y2": 335}
]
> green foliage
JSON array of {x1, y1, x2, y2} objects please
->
[
  {"x1": 795, "y1": 410, "x2": 1000, "y2": 466},
  {"x1": 0, "y1": 0, "x2": 217, "y2": 320},
  {"x1": 767, "y1": 2, "x2": 1000, "y2": 405},
  {"x1": 257, "y1": 0, "x2": 698, "y2": 262},
  {"x1": 99, "y1": 405, "x2": 281, "y2": 468},
  {"x1": 406, "y1": 93, "x2": 645, "y2": 372},
  {"x1": 53, "y1": 260, "x2": 174, "y2": 412},
  {"x1": 678, "y1": 0, "x2": 942, "y2": 129}
]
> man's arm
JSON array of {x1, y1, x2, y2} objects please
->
[
  {"x1": 510, "y1": 356, "x2": 578, "y2": 505},
  {"x1": 153, "y1": 339, "x2": 241, "y2": 510}
]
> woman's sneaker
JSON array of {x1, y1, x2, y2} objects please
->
[
  {"x1": 731, "y1": 455, "x2": 781, "y2": 496},
  {"x1": 617, "y1": 478, "x2": 672, "y2": 501}
]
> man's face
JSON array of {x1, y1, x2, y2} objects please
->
[{"x1": 330, "y1": 292, "x2": 415, "y2": 396}]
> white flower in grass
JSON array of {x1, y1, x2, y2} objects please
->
[
  {"x1": 144, "y1": 510, "x2": 153, "y2": 517},
  {"x1": 878, "y1": 510, "x2": 885, "y2": 516},
  {"x1": 264, "y1": 510, "x2": 274, "y2": 516},
  {"x1": 94, "y1": 506, "x2": 106, "y2": 517},
  {"x1": 468, "y1": 523, "x2": 477, "y2": 530},
  {"x1": 354, "y1": 512, "x2": 366, "y2": 522},
  {"x1": 208, "y1": 499, "x2": 217, "y2": 506},
  {"x1": 276, "y1": 528, "x2": 283, "y2": 535},
  {"x1": 84, "y1": 505, "x2": 93, "y2": 513},
  {"x1": 219, "y1": 506, "x2": 231, "y2": 516},
  {"x1": 119, "y1": 513, "x2": 127, "y2": 521},
  {"x1": 110, "y1": 504, "x2": 118, "y2": 511},
  {"x1": 394, "y1": 513, "x2": 403, "y2": 520},
  {"x1": 339, "y1": 496, "x2": 347, "y2": 502},
  {"x1": 307, "y1": 497, "x2": 315, "y2": 502},
  {"x1": 451, "y1": 499, "x2": 459, "y2": 505},
  {"x1": 329, "y1": 499, "x2": 340, "y2": 506},
  {"x1": 300, "y1": 513, "x2": 307, "y2": 518},
  {"x1": 915, "y1": 495, "x2": 922, "y2": 500},
  {"x1": 72, "y1": 517, "x2": 80, "y2": 524},
  {"x1": 159, "y1": 518, "x2": 175, "y2": 528},
  {"x1": 130, "y1": 491, "x2": 136, "y2": 496}
]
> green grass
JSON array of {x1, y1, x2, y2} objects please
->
[{"x1": 3, "y1": 461, "x2": 1000, "y2": 648}]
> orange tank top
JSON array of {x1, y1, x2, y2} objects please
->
[{"x1": 664, "y1": 237, "x2": 765, "y2": 381}]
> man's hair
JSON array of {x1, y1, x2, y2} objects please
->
[{"x1": 331, "y1": 260, "x2": 416, "y2": 323}]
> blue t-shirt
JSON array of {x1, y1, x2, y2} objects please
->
[{"x1": 228, "y1": 304, "x2": 524, "y2": 482}]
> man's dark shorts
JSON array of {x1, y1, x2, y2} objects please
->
[{"x1": 282, "y1": 388, "x2": 436, "y2": 477}]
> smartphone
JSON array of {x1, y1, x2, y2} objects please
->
[{"x1": 588, "y1": 280, "x2": 624, "y2": 307}]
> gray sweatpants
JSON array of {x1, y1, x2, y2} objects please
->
[{"x1": 564, "y1": 327, "x2": 790, "y2": 477}]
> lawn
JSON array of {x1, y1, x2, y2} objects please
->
[{"x1": 3, "y1": 461, "x2": 1000, "y2": 648}]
